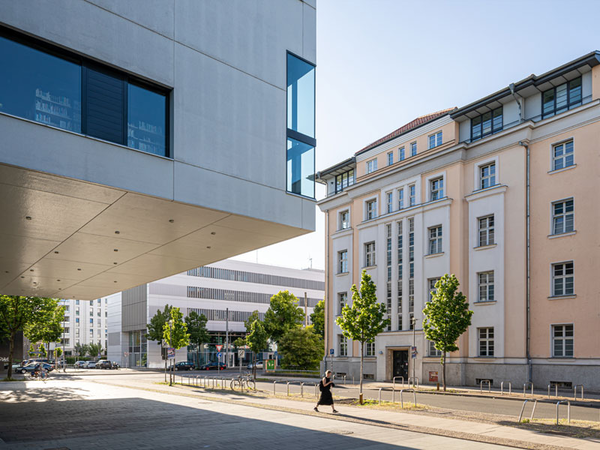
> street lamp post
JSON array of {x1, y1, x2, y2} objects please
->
[{"x1": 412, "y1": 316, "x2": 417, "y2": 387}]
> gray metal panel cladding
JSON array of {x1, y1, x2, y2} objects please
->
[
  {"x1": 122, "y1": 284, "x2": 147, "y2": 332},
  {"x1": 108, "y1": 332, "x2": 120, "y2": 346},
  {"x1": 85, "y1": 67, "x2": 125, "y2": 145}
]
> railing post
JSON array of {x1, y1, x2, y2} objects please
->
[
  {"x1": 301, "y1": 382, "x2": 304, "y2": 398},
  {"x1": 568, "y1": 401, "x2": 571, "y2": 424},
  {"x1": 518, "y1": 400, "x2": 528, "y2": 423},
  {"x1": 413, "y1": 390, "x2": 417, "y2": 407},
  {"x1": 548, "y1": 384, "x2": 551, "y2": 398},
  {"x1": 400, "y1": 389, "x2": 404, "y2": 408},
  {"x1": 530, "y1": 399, "x2": 538, "y2": 420},
  {"x1": 378, "y1": 388, "x2": 382, "y2": 405},
  {"x1": 501, "y1": 381, "x2": 504, "y2": 395},
  {"x1": 273, "y1": 381, "x2": 277, "y2": 396},
  {"x1": 287, "y1": 381, "x2": 290, "y2": 396},
  {"x1": 509, "y1": 382, "x2": 512, "y2": 395}
]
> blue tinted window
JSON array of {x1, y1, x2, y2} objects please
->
[
  {"x1": 0, "y1": 36, "x2": 81, "y2": 133},
  {"x1": 287, "y1": 54, "x2": 315, "y2": 139},
  {"x1": 287, "y1": 138, "x2": 314, "y2": 198},
  {"x1": 128, "y1": 84, "x2": 167, "y2": 157}
]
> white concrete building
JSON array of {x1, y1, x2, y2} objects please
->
[
  {"x1": 58, "y1": 298, "x2": 109, "y2": 356},
  {"x1": 107, "y1": 260, "x2": 324, "y2": 368}
]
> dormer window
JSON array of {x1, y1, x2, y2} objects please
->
[
  {"x1": 471, "y1": 107, "x2": 503, "y2": 141},
  {"x1": 335, "y1": 169, "x2": 355, "y2": 194},
  {"x1": 542, "y1": 77, "x2": 582, "y2": 119}
]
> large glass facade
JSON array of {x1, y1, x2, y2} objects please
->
[
  {"x1": 286, "y1": 53, "x2": 315, "y2": 198},
  {"x1": 128, "y1": 330, "x2": 147, "y2": 368},
  {"x1": 128, "y1": 84, "x2": 167, "y2": 156},
  {"x1": 0, "y1": 36, "x2": 81, "y2": 133},
  {"x1": 286, "y1": 137, "x2": 315, "y2": 198}
]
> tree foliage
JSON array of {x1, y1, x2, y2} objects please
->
[
  {"x1": 39, "y1": 343, "x2": 47, "y2": 358},
  {"x1": 245, "y1": 313, "x2": 269, "y2": 379},
  {"x1": 88, "y1": 342, "x2": 103, "y2": 359},
  {"x1": 278, "y1": 325, "x2": 323, "y2": 370},
  {"x1": 185, "y1": 311, "x2": 210, "y2": 368},
  {"x1": 422, "y1": 274, "x2": 473, "y2": 391},
  {"x1": 263, "y1": 290, "x2": 304, "y2": 344},
  {"x1": 74, "y1": 342, "x2": 88, "y2": 358},
  {"x1": 0, "y1": 295, "x2": 61, "y2": 379},
  {"x1": 336, "y1": 270, "x2": 389, "y2": 401},
  {"x1": 163, "y1": 307, "x2": 190, "y2": 385},
  {"x1": 55, "y1": 347, "x2": 63, "y2": 359},
  {"x1": 23, "y1": 300, "x2": 65, "y2": 347},
  {"x1": 310, "y1": 299, "x2": 325, "y2": 339},
  {"x1": 147, "y1": 304, "x2": 172, "y2": 344}
]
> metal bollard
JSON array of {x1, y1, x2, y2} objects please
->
[
  {"x1": 273, "y1": 381, "x2": 277, "y2": 396},
  {"x1": 314, "y1": 383, "x2": 319, "y2": 399},
  {"x1": 301, "y1": 382, "x2": 304, "y2": 398},
  {"x1": 378, "y1": 388, "x2": 382, "y2": 405},
  {"x1": 287, "y1": 381, "x2": 290, "y2": 396}
]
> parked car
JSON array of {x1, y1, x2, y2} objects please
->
[
  {"x1": 199, "y1": 361, "x2": 226, "y2": 371},
  {"x1": 174, "y1": 361, "x2": 195, "y2": 371},
  {"x1": 247, "y1": 361, "x2": 264, "y2": 370},
  {"x1": 74, "y1": 361, "x2": 87, "y2": 369},
  {"x1": 16, "y1": 362, "x2": 54, "y2": 374},
  {"x1": 96, "y1": 360, "x2": 114, "y2": 369},
  {"x1": 85, "y1": 361, "x2": 96, "y2": 369}
]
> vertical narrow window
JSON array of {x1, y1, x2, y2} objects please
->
[
  {"x1": 366, "y1": 199, "x2": 378, "y2": 220},
  {"x1": 552, "y1": 140, "x2": 574, "y2": 171},
  {"x1": 428, "y1": 341, "x2": 442, "y2": 357},
  {"x1": 398, "y1": 188, "x2": 404, "y2": 210},
  {"x1": 339, "y1": 335, "x2": 348, "y2": 356},
  {"x1": 552, "y1": 325, "x2": 573, "y2": 357},
  {"x1": 387, "y1": 151, "x2": 394, "y2": 166},
  {"x1": 397, "y1": 220, "x2": 403, "y2": 331},
  {"x1": 430, "y1": 177, "x2": 444, "y2": 200},
  {"x1": 552, "y1": 199, "x2": 574, "y2": 235},
  {"x1": 478, "y1": 215, "x2": 495, "y2": 247},
  {"x1": 408, "y1": 218, "x2": 415, "y2": 328},
  {"x1": 338, "y1": 250, "x2": 348, "y2": 274},
  {"x1": 127, "y1": 84, "x2": 167, "y2": 156},
  {"x1": 338, "y1": 292, "x2": 347, "y2": 315},
  {"x1": 478, "y1": 328, "x2": 494, "y2": 357},
  {"x1": 552, "y1": 262, "x2": 574, "y2": 296},
  {"x1": 365, "y1": 242, "x2": 376, "y2": 267},
  {"x1": 478, "y1": 271, "x2": 495, "y2": 302},
  {"x1": 428, "y1": 278, "x2": 440, "y2": 302},
  {"x1": 428, "y1": 225, "x2": 442, "y2": 254},
  {"x1": 480, "y1": 163, "x2": 496, "y2": 189},
  {"x1": 409, "y1": 185, "x2": 416, "y2": 206},
  {"x1": 410, "y1": 142, "x2": 417, "y2": 156},
  {"x1": 339, "y1": 210, "x2": 350, "y2": 230},
  {"x1": 386, "y1": 192, "x2": 393, "y2": 213},
  {"x1": 287, "y1": 53, "x2": 315, "y2": 198},
  {"x1": 399, "y1": 147, "x2": 405, "y2": 161},
  {"x1": 386, "y1": 224, "x2": 392, "y2": 331},
  {"x1": 366, "y1": 159, "x2": 378, "y2": 174}
]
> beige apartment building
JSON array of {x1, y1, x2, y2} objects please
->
[{"x1": 317, "y1": 52, "x2": 600, "y2": 390}]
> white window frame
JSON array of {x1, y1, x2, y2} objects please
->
[
  {"x1": 386, "y1": 191, "x2": 393, "y2": 213},
  {"x1": 478, "y1": 215, "x2": 495, "y2": 247},
  {"x1": 339, "y1": 335, "x2": 348, "y2": 357},
  {"x1": 428, "y1": 277, "x2": 440, "y2": 302},
  {"x1": 410, "y1": 141, "x2": 417, "y2": 157},
  {"x1": 398, "y1": 188, "x2": 404, "y2": 210},
  {"x1": 338, "y1": 250, "x2": 348, "y2": 274},
  {"x1": 398, "y1": 147, "x2": 405, "y2": 161},
  {"x1": 430, "y1": 177, "x2": 444, "y2": 201},
  {"x1": 365, "y1": 241, "x2": 376, "y2": 267},
  {"x1": 365, "y1": 198, "x2": 378, "y2": 220},
  {"x1": 365, "y1": 341, "x2": 375, "y2": 357},
  {"x1": 480, "y1": 162, "x2": 496, "y2": 189},
  {"x1": 408, "y1": 184, "x2": 416, "y2": 206},
  {"x1": 551, "y1": 198, "x2": 574, "y2": 235},
  {"x1": 428, "y1": 225, "x2": 443, "y2": 255},
  {"x1": 477, "y1": 271, "x2": 495, "y2": 302},
  {"x1": 551, "y1": 324, "x2": 573, "y2": 358},
  {"x1": 366, "y1": 158, "x2": 378, "y2": 174},
  {"x1": 552, "y1": 139, "x2": 574, "y2": 171},
  {"x1": 474, "y1": 157, "x2": 499, "y2": 192},
  {"x1": 428, "y1": 340, "x2": 442, "y2": 357},
  {"x1": 387, "y1": 151, "x2": 394, "y2": 166},
  {"x1": 428, "y1": 131, "x2": 442, "y2": 149},
  {"x1": 339, "y1": 209, "x2": 350, "y2": 230},
  {"x1": 551, "y1": 261, "x2": 574, "y2": 296},
  {"x1": 338, "y1": 292, "x2": 347, "y2": 316},
  {"x1": 478, "y1": 327, "x2": 494, "y2": 357}
]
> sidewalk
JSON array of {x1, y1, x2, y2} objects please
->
[{"x1": 98, "y1": 376, "x2": 600, "y2": 450}]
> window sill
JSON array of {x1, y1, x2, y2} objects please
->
[
  {"x1": 425, "y1": 252, "x2": 444, "y2": 259},
  {"x1": 550, "y1": 356, "x2": 574, "y2": 360},
  {"x1": 548, "y1": 164, "x2": 576, "y2": 175},
  {"x1": 548, "y1": 231, "x2": 576, "y2": 239},
  {"x1": 363, "y1": 265, "x2": 377, "y2": 270},
  {"x1": 474, "y1": 356, "x2": 497, "y2": 360},
  {"x1": 473, "y1": 300, "x2": 497, "y2": 306},
  {"x1": 548, "y1": 295, "x2": 577, "y2": 300},
  {"x1": 336, "y1": 272, "x2": 349, "y2": 277},
  {"x1": 474, "y1": 244, "x2": 497, "y2": 251}
]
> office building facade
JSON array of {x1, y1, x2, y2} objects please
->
[
  {"x1": 58, "y1": 298, "x2": 109, "y2": 356},
  {"x1": 318, "y1": 52, "x2": 600, "y2": 389},
  {"x1": 107, "y1": 259, "x2": 324, "y2": 368}
]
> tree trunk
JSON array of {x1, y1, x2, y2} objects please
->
[
  {"x1": 164, "y1": 348, "x2": 167, "y2": 383},
  {"x1": 359, "y1": 341, "x2": 364, "y2": 404},
  {"x1": 252, "y1": 352, "x2": 256, "y2": 380},
  {"x1": 196, "y1": 346, "x2": 200, "y2": 370},
  {"x1": 7, "y1": 331, "x2": 15, "y2": 379},
  {"x1": 442, "y1": 352, "x2": 447, "y2": 392}
]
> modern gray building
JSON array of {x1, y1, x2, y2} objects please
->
[{"x1": 0, "y1": 1, "x2": 317, "y2": 301}]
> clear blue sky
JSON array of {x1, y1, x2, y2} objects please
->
[{"x1": 232, "y1": 0, "x2": 600, "y2": 270}]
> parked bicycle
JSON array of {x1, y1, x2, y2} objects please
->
[
  {"x1": 230, "y1": 372, "x2": 255, "y2": 391},
  {"x1": 30, "y1": 368, "x2": 48, "y2": 381}
]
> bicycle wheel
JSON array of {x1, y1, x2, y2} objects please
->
[
  {"x1": 230, "y1": 379, "x2": 241, "y2": 390},
  {"x1": 246, "y1": 379, "x2": 256, "y2": 390}
]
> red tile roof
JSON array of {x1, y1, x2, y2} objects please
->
[{"x1": 355, "y1": 108, "x2": 456, "y2": 156}]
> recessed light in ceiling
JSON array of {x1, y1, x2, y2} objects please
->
[
  {"x1": 54, "y1": 251, "x2": 59, "y2": 254},
  {"x1": 114, "y1": 249, "x2": 118, "y2": 252},
  {"x1": 4, "y1": 271, "x2": 8, "y2": 274},
  {"x1": 57, "y1": 279, "x2": 61, "y2": 282},
  {"x1": 30, "y1": 269, "x2": 34, "y2": 272},
  {"x1": 77, "y1": 268, "x2": 82, "y2": 271},
  {"x1": 25, "y1": 216, "x2": 32, "y2": 220},
  {"x1": 206, "y1": 246, "x2": 211, "y2": 249},
  {"x1": 113, "y1": 262, "x2": 117, "y2": 265},
  {"x1": 115, "y1": 231, "x2": 120, "y2": 234},
  {"x1": 211, "y1": 232, "x2": 216, "y2": 235},
  {"x1": 169, "y1": 219, "x2": 174, "y2": 223},
  {"x1": 114, "y1": 280, "x2": 117, "y2": 283},
  {"x1": 20, "y1": 276, "x2": 24, "y2": 279}
]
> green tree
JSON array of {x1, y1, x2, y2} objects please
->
[
  {"x1": 55, "y1": 347, "x2": 63, "y2": 368},
  {"x1": 24, "y1": 300, "x2": 65, "y2": 359},
  {"x1": 278, "y1": 325, "x2": 323, "y2": 370},
  {"x1": 147, "y1": 304, "x2": 172, "y2": 380},
  {"x1": 244, "y1": 310, "x2": 260, "y2": 332},
  {"x1": 74, "y1": 342, "x2": 88, "y2": 358},
  {"x1": 246, "y1": 317, "x2": 269, "y2": 379},
  {"x1": 310, "y1": 299, "x2": 325, "y2": 339},
  {"x1": 0, "y1": 295, "x2": 59, "y2": 379},
  {"x1": 163, "y1": 307, "x2": 190, "y2": 385},
  {"x1": 422, "y1": 274, "x2": 473, "y2": 391},
  {"x1": 28, "y1": 343, "x2": 36, "y2": 358},
  {"x1": 233, "y1": 337, "x2": 246, "y2": 348},
  {"x1": 88, "y1": 342, "x2": 102, "y2": 360},
  {"x1": 264, "y1": 291, "x2": 304, "y2": 344},
  {"x1": 336, "y1": 270, "x2": 389, "y2": 403},
  {"x1": 185, "y1": 311, "x2": 210, "y2": 369},
  {"x1": 39, "y1": 343, "x2": 47, "y2": 358}
]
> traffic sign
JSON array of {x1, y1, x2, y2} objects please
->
[
  {"x1": 411, "y1": 346, "x2": 417, "y2": 359},
  {"x1": 167, "y1": 348, "x2": 175, "y2": 359},
  {"x1": 216, "y1": 352, "x2": 222, "y2": 358},
  {"x1": 238, "y1": 349, "x2": 245, "y2": 359},
  {"x1": 215, "y1": 344, "x2": 223, "y2": 352},
  {"x1": 330, "y1": 348, "x2": 334, "y2": 355}
]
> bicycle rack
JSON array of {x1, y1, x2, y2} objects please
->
[
  {"x1": 556, "y1": 400, "x2": 570, "y2": 425},
  {"x1": 313, "y1": 383, "x2": 319, "y2": 399},
  {"x1": 378, "y1": 388, "x2": 382, "y2": 405},
  {"x1": 530, "y1": 399, "x2": 538, "y2": 420},
  {"x1": 408, "y1": 377, "x2": 419, "y2": 388},
  {"x1": 399, "y1": 389, "x2": 417, "y2": 408},
  {"x1": 523, "y1": 382, "x2": 534, "y2": 397},
  {"x1": 518, "y1": 400, "x2": 528, "y2": 422},
  {"x1": 300, "y1": 382, "x2": 304, "y2": 397},
  {"x1": 480, "y1": 380, "x2": 491, "y2": 393},
  {"x1": 273, "y1": 380, "x2": 277, "y2": 396},
  {"x1": 548, "y1": 384, "x2": 558, "y2": 398},
  {"x1": 392, "y1": 376, "x2": 405, "y2": 403},
  {"x1": 500, "y1": 381, "x2": 512, "y2": 395},
  {"x1": 574, "y1": 385, "x2": 584, "y2": 400},
  {"x1": 286, "y1": 381, "x2": 290, "y2": 396}
]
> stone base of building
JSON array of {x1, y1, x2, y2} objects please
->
[{"x1": 320, "y1": 357, "x2": 378, "y2": 384}]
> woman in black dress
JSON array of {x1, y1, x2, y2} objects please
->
[{"x1": 314, "y1": 370, "x2": 338, "y2": 413}]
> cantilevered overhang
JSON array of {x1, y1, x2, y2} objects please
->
[{"x1": 0, "y1": 162, "x2": 311, "y2": 300}]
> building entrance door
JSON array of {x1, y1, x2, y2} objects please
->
[{"x1": 392, "y1": 350, "x2": 409, "y2": 379}]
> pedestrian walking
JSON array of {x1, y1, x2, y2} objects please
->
[{"x1": 314, "y1": 370, "x2": 338, "y2": 413}]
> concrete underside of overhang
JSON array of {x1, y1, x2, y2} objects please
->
[{"x1": 0, "y1": 163, "x2": 310, "y2": 300}]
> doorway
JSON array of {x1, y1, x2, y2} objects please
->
[{"x1": 392, "y1": 350, "x2": 409, "y2": 379}]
